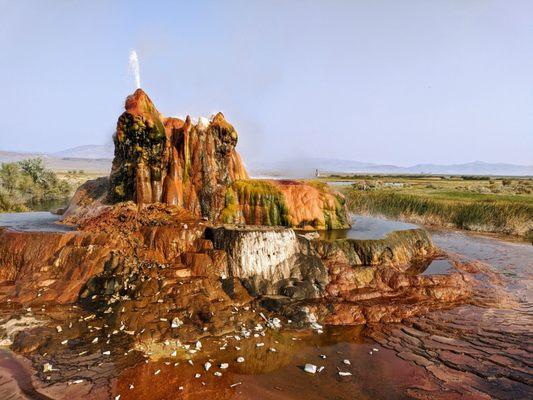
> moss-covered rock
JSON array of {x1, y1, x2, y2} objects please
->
[
  {"x1": 108, "y1": 89, "x2": 248, "y2": 218},
  {"x1": 219, "y1": 179, "x2": 349, "y2": 230}
]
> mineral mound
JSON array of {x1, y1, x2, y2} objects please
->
[
  {"x1": 0, "y1": 90, "x2": 516, "y2": 400},
  {"x1": 98, "y1": 89, "x2": 349, "y2": 230}
]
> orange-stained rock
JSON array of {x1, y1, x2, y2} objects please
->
[
  {"x1": 219, "y1": 179, "x2": 350, "y2": 230},
  {"x1": 99, "y1": 89, "x2": 349, "y2": 230},
  {"x1": 109, "y1": 89, "x2": 248, "y2": 221},
  {"x1": 0, "y1": 204, "x2": 208, "y2": 304}
]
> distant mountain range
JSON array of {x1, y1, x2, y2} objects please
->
[
  {"x1": 1, "y1": 146, "x2": 531, "y2": 177},
  {"x1": 247, "y1": 157, "x2": 533, "y2": 177},
  {"x1": 0, "y1": 146, "x2": 113, "y2": 174},
  {"x1": 53, "y1": 145, "x2": 114, "y2": 160}
]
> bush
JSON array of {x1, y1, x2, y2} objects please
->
[{"x1": 0, "y1": 158, "x2": 73, "y2": 212}]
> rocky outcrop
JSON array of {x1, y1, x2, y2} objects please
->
[
  {"x1": 81, "y1": 89, "x2": 350, "y2": 230},
  {"x1": 62, "y1": 176, "x2": 109, "y2": 222},
  {"x1": 220, "y1": 180, "x2": 350, "y2": 230},
  {"x1": 312, "y1": 228, "x2": 435, "y2": 266},
  {"x1": 0, "y1": 204, "x2": 207, "y2": 304},
  {"x1": 108, "y1": 89, "x2": 247, "y2": 221},
  {"x1": 209, "y1": 226, "x2": 328, "y2": 297},
  {"x1": 0, "y1": 228, "x2": 113, "y2": 304}
]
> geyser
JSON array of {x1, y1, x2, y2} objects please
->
[{"x1": 129, "y1": 50, "x2": 141, "y2": 89}]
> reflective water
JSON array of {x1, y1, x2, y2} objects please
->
[
  {"x1": 112, "y1": 327, "x2": 433, "y2": 400},
  {"x1": 0, "y1": 212, "x2": 73, "y2": 232},
  {"x1": 320, "y1": 214, "x2": 419, "y2": 240}
]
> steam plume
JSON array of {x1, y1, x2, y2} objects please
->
[{"x1": 129, "y1": 50, "x2": 141, "y2": 89}]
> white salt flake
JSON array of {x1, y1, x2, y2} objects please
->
[{"x1": 304, "y1": 364, "x2": 317, "y2": 374}]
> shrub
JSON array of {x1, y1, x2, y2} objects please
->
[{"x1": 0, "y1": 158, "x2": 73, "y2": 212}]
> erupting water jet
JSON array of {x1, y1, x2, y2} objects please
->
[{"x1": 129, "y1": 50, "x2": 141, "y2": 89}]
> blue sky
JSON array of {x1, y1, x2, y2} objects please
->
[{"x1": 0, "y1": 0, "x2": 532, "y2": 165}]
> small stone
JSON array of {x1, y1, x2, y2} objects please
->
[
  {"x1": 256, "y1": 342, "x2": 264, "y2": 347},
  {"x1": 91, "y1": 337, "x2": 99, "y2": 344},
  {"x1": 236, "y1": 356, "x2": 245, "y2": 363},
  {"x1": 195, "y1": 373, "x2": 201, "y2": 378},
  {"x1": 373, "y1": 348, "x2": 379, "y2": 352},
  {"x1": 103, "y1": 351, "x2": 111, "y2": 355},
  {"x1": 343, "y1": 359, "x2": 351, "y2": 365},
  {"x1": 267, "y1": 317, "x2": 282, "y2": 329},
  {"x1": 154, "y1": 369, "x2": 161, "y2": 375},
  {"x1": 204, "y1": 362, "x2": 212, "y2": 371},
  {"x1": 304, "y1": 364, "x2": 317, "y2": 374},
  {"x1": 220, "y1": 363, "x2": 229, "y2": 369},
  {"x1": 320, "y1": 354, "x2": 326, "y2": 359},
  {"x1": 338, "y1": 371, "x2": 352, "y2": 377},
  {"x1": 43, "y1": 363, "x2": 53, "y2": 372},
  {"x1": 56, "y1": 326, "x2": 62, "y2": 333},
  {"x1": 214, "y1": 371, "x2": 222, "y2": 377},
  {"x1": 129, "y1": 384, "x2": 134, "y2": 389},
  {"x1": 171, "y1": 317, "x2": 183, "y2": 328}
]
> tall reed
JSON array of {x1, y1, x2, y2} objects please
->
[{"x1": 346, "y1": 190, "x2": 533, "y2": 239}]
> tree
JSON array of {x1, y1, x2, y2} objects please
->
[{"x1": 19, "y1": 158, "x2": 46, "y2": 184}]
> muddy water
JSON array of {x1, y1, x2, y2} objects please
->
[
  {"x1": 112, "y1": 327, "x2": 435, "y2": 400},
  {"x1": 0, "y1": 349, "x2": 53, "y2": 400},
  {"x1": 370, "y1": 222, "x2": 533, "y2": 399}
]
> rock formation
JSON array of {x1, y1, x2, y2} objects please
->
[
  {"x1": 209, "y1": 226, "x2": 328, "y2": 297},
  {"x1": 220, "y1": 180, "x2": 349, "y2": 230},
  {"x1": 0, "y1": 89, "x2": 494, "y2": 399},
  {"x1": 101, "y1": 89, "x2": 349, "y2": 229},
  {"x1": 109, "y1": 89, "x2": 248, "y2": 221}
]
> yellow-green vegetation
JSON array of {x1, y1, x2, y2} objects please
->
[
  {"x1": 337, "y1": 175, "x2": 533, "y2": 240},
  {"x1": 220, "y1": 180, "x2": 289, "y2": 226},
  {"x1": 220, "y1": 179, "x2": 349, "y2": 229},
  {"x1": 0, "y1": 158, "x2": 73, "y2": 212},
  {"x1": 306, "y1": 180, "x2": 350, "y2": 230}
]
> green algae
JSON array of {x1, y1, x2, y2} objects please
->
[
  {"x1": 220, "y1": 180, "x2": 289, "y2": 226},
  {"x1": 110, "y1": 112, "x2": 167, "y2": 202}
]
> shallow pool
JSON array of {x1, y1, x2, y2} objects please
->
[
  {"x1": 319, "y1": 214, "x2": 419, "y2": 240},
  {"x1": 0, "y1": 212, "x2": 73, "y2": 233}
]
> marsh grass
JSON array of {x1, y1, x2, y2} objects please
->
[{"x1": 346, "y1": 189, "x2": 533, "y2": 239}]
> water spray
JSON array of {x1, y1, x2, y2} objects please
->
[{"x1": 129, "y1": 50, "x2": 141, "y2": 89}]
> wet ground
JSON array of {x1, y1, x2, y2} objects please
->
[{"x1": 0, "y1": 214, "x2": 531, "y2": 399}]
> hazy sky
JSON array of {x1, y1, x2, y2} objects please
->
[{"x1": 1, "y1": 0, "x2": 532, "y2": 166}]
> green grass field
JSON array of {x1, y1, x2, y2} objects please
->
[{"x1": 317, "y1": 175, "x2": 533, "y2": 240}]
